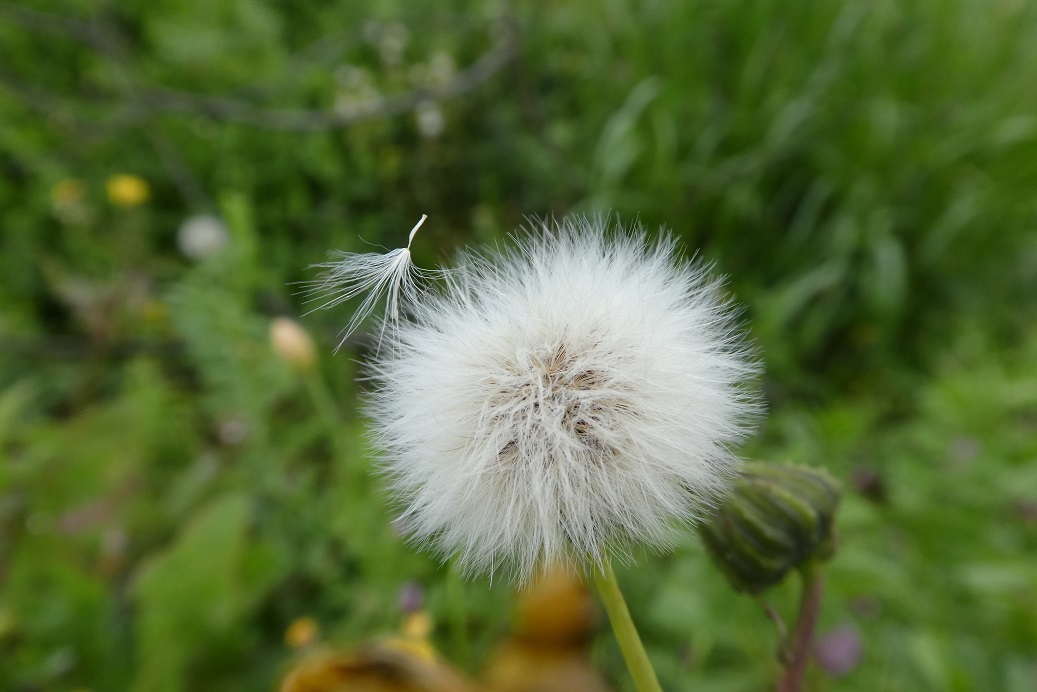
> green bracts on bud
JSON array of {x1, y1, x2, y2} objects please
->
[{"x1": 699, "y1": 463, "x2": 840, "y2": 594}]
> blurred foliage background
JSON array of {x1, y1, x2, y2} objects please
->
[{"x1": 1, "y1": 0, "x2": 1036, "y2": 690}]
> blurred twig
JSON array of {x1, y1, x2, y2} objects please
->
[
  {"x1": 0, "y1": 4, "x2": 116, "y2": 49},
  {"x1": 0, "y1": 4, "x2": 518, "y2": 132},
  {"x1": 0, "y1": 334, "x2": 184, "y2": 360},
  {"x1": 0, "y1": 328, "x2": 366, "y2": 361},
  {"x1": 131, "y1": 19, "x2": 517, "y2": 131}
]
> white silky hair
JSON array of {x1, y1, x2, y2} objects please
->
[
  {"x1": 304, "y1": 214, "x2": 434, "y2": 350},
  {"x1": 365, "y1": 216, "x2": 762, "y2": 582}
]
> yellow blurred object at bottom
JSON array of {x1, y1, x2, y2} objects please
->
[
  {"x1": 280, "y1": 644, "x2": 481, "y2": 692},
  {"x1": 482, "y1": 565, "x2": 612, "y2": 692}
]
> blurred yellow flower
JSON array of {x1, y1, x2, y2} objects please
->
[
  {"x1": 285, "y1": 617, "x2": 320, "y2": 650},
  {"x1": 280, "y1": 645, "x2": 481, "y2": 692},
  {"x1": 513, "y1": 565, "x2": 596, "y2": 647},
  {"x1": 384, "y1": 635, "x2": 439, "y2": 665},
  {"x1": 481, "y1": 566, "x2": 611, "y2": 692},
  {"x1": 106, "y1": 174, "x2": 150, "y2": 207},
  {"x1": 401, "y1": 611, "x2": 433, "y2": 640},
  {"x1": 384, "y1": 610, "x2": 437, "y2": 664}
]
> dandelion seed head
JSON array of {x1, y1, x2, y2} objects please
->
[{"x1": 367, "y1": 215, "x2": 761, "y2": 581}]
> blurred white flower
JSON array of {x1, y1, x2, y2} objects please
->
[
  {"x1": 408, "y1": 51, "x2": 457, "y2": 89},
  {"x1": 365, "y1": 216, "x2": 760, "y2": 580},
  {"x1": 177, "y1": 214, "x2": 229, "y2": 260},
  {"x1": 332, "y1": 65, "x2": 383, "y2": 118},
  {"x1": 334, "y1": 64, "x2": 370, "y2": 90},
  {"x1": 378, "y1": 22, "x2": 410, "y2": 66},
  {"x1": 426, "y1": 51, "x2": 456, "y2": 87},
  {"x1": 217, "y1": 416, "x2": 249, "y2": 446},
  {"x1": 361, "y1": 19, "x2": 382, "y2": 45},
  {"x1": 363, "y1": 20, "x2": 410, "y2": 67},
  {"x1": 415, "y1": 101, "x2": 445, "y2": 138}
]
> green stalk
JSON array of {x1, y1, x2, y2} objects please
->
[
  {"x1": 592, "y1": 560, "x2": 663, "y2": 692},
  {"x1": 777, "y1": 560, "x2": 825, "y2": 692},
  {"x1": 446, "y1": 565, "x2": 472, "y2": 666},
  {"x1": 303, "y1": 371, "x2": 345, "y2": 461}
]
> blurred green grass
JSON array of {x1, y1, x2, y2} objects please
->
[{"x1": 1, "y1": 0, "x2": 1036, "y2": 690}]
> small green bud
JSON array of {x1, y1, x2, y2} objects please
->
[{"x1": 698, "y1": 463, "x2": 841, "y2": 594}]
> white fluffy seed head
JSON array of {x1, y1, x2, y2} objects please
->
[{"x1": 366, "y1": 216, "x2": 762, "y2": 582}]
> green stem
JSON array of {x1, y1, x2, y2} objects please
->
[
  {"x1": 303, "y1": 371, "x2": 345, "y2": 461},
  {"x1": 445, "y1": 565, "x2": 471, "y2": 666},
  {"x1": 777, "y1": 561, "x2": 825, "y2": 692},
  {"x1": 592, "y1": 560, "x2": 663, "y2": 692}
]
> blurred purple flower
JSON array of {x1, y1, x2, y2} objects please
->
[
  {"x1": 398, "y1": 581, "x2": 424, "y2": 614},
  {"x1": 814, "y1": 624, "x2": 862, "y2": 677},
  {"x1": 850, "y1": 466, "x2": 888, "y2": 505}
]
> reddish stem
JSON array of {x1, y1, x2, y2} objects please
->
[{"x1": 777, "y1": 563, "x2": 825, "y2": 692}]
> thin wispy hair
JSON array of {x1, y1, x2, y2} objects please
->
[{"x1": 301, "y1": 214, "x2": 442, "y2": 351}]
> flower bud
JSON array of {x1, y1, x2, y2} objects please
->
[
  {"x1": 270, "y1": 317, "x2": 317, "y2": 373},
  {"x1": 698, "y1": 462, "x2": 840, "y2": 594}
]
